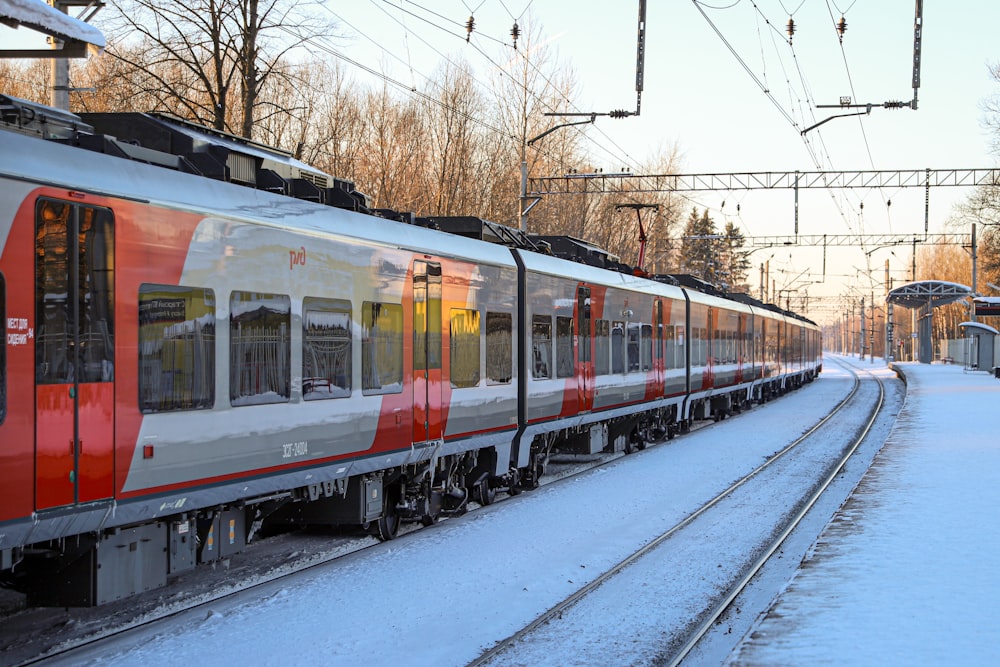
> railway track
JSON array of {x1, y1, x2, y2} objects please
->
[
  {"x1": 470, "y1": 358, "x2": 889, "y2": 666},
  {"x1": 1, "y1": 367, "x2": 862, "y2": 666}
]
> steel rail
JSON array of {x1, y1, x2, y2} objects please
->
[
  {"x1": 469, "y1": 367, "x2": 866, "y2": 667},
  {"x1": 665, "y1": 358, "x2": 885, "y2": 666}
]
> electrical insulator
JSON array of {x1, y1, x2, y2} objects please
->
[
  {"x1": 836, "y1": 16, "x2": 847, "y2": 43},
  {"x1": 786, "y1": 18, "x2": 795, "y2": 43},
  {"x1": 465, "y1": 15, "x2": 475, "y2": 42},
  {"x1": 511, "y1": 22, "x2": 520, "y2": 50}
]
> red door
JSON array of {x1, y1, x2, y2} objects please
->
[
  {"x1": 35, "y1": 199, "x2": 115, "y2": 509},
  {"x1": 412, "y1": 261, "x2": 442, "y2": 444},
  {"x1": 576, "y1": 286, "x2": 594, "y2": 412}
]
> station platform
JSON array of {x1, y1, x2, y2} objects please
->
[{"x1": 731, "y1": 359, "x2": 1000, "y2": 665}]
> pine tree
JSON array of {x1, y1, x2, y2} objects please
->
[
  {"x1": 679, "y1": 208, "x2": 719, "y2": 285},
  {"x1": 720, "y1": 220, "x2": 751, "y2": 292}
]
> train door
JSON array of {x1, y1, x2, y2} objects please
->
[
  {"x1": 34, "y1": 199, "x2": 115, "y2": 509},
  {"x1": 412, "y1": 261, "x2": 442, "y2": 444},
  {"x1": 654, "y1": 299, "x2": 665, "y2": 395},
  {"x1": 576, "y1": 286, "x2": 594, "y2": 412}
]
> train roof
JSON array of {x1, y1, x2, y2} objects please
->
[{"x1": 0, "y1": 95, "x2": 816, "y2": 327}]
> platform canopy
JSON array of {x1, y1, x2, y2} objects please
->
[
  {"x1": 0, "y1": 0, "x2": 105, "y2": 58},
  {"x1": 886, "y1": 280, "x2": 972, "y2": 309}
]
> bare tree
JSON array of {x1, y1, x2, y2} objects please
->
[
  {"x1": 97, "y1": 0, "x2": 334, "y2": 138},
  {"x1": 489, "y1": 17, "x2": 585, "y2": 231},
  {"x1": 0, "y1": 59, "x2": 49, "y2": 102},
  {"x1": 421, "y1": 59, "x2": 488, "y2": 216},
  {"x1": 356, "y1": 83, "x2": 427, "y2": 210}
]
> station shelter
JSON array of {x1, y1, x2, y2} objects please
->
[
  {"x1": 958, "y1": 321, "x2": 997, "y2": 373},
  {"x1": 886, "y1": 280, "x2": 972, "y2": 364}
]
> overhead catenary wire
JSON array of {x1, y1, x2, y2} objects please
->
[
  {"x1": 694, "y1": 0, "x2": 915, "y2": 245},
  {"x1": 373, "y1": 1, "x2": 646, "y2": 174},
  {"x1": 370, "y1": 2, "x2": 629, "y2": 168},
  {"x1": 309, "y1": 4, "x2": 572, "y2": 168}
]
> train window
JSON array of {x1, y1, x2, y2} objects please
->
[
  {"x1": 485, "y1": 311, "x2": 512, "y2": 385},
  {"x1": 0, "y1": 272, "x2": 5, "y2": 424},
  {"x1": 450, "y1": 309, "x2": 480, "y2": 388},
  {"x1": 36, "y1": 200, "x2": 115, "y2": 385},
  {"x1": 302, "y1": 298, "x2": 352, "y2": 400},
  {"x1": 139, "y1": 285, "x2": 216, "y2": 413},
  {"x1": 627, "y1": 323, "x2": 641, "y2": 372},
  {"x1": 641, "y1": 324, "x2": 653, "y2": 371},
  {"x1": 611, "y1": 321, "x2": 625, "y2": 374},
  {"x1": 691, "y1": 327, "x2": 702, "y2": 366},
  {"x1": 362, "y1": 301, "x2": 403, "y2": 394},
  {"x1": 230, "y1": 291, "x2": 291, "y2": 406},
  {"x1": 531, "y1": 315, "x2": 551, "y2": 379},
  {"x1": 664, "y1": 325, "x2": 676, "y2": 370},
  {"x1": 594, "y1": 319, "x2": 610, "y2": 375},
  {"x1": 555, "y1": 316, "x2": 574, "y2": 378}
]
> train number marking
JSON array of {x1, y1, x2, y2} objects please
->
[
  {"x1": 6, "y1": 317, "x2": 32, "y2": 346},
  {"x1": 289, "y1": 246, "x2": 307, "y2": 270},
  {"x1": 282, "y1": 441, "x2": 309, "y2": 459}
]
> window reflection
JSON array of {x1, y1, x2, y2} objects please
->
[
  {"x1": 303, "y1": 298, "x2": 352, "y2": 400},
  {"x1": 139, "y1": 285, "x2": 216, "y2": 412},
  {"x1": 230, "y1": 291, "x2": 290, "y2": 406}
]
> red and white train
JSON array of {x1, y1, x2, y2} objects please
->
[{"x1": 0, "y1": 94, "x2": 822, "y2": 606}]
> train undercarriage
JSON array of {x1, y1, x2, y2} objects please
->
[{"x1": 1, "y1": 373, "x2": 818, "y2": 607}]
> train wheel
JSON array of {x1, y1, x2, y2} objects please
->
[
  {"x1": 374, "y1": 485, "x2": 401, "y2": 541},
  {"x1": 632, "y1": 430, "x2": 646, "y2": 451},
  {"x1": 473, "y1": 478, "x2": 496, "y2": 506}
]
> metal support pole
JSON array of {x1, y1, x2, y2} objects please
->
[
  {"x1": 861, "y1": 296, "x2": 866, "y2": 360},
  {"x1": 793, "y1": 171, "x2": 800, "y2": 237},
  {"x1": 971, "y1": 222, "x2": 978, "y2": 322},
  {"x1": 924, "y1": 168, "x2": 930, "y2": 235},
  {"x1": 870, "y1": 290, "x2": 875, "y2": 364},
  {"x1": 519, "y1": 160, "x2": 527, "y2": 232}
]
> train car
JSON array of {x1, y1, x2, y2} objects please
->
[
  {"x1": 508, "y1": 242, "x2": 687, "y2": 479},
  {"x1": 0, "y1": 94, "x2": 821, "y2": 607},
  {"x1": 0, "y1": 98, "x2": 524, "y2": 604}
]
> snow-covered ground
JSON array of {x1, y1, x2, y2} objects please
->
[
  {"x1": 45, "y1": 362, "x2": 856, "y2": 666},
  {"x1": 42, "y1": 357, "x2": 996, "y2": 667},
  {"x1": 729, "y1": 359, "x2": 1000, "y2": 666}
]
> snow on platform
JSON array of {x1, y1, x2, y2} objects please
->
[{"x1": 730, "y1": 360, "x2": 1000, "y2": 666}]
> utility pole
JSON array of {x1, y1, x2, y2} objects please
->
[
  {"x1": 46, "y1": 0, "x2": 104, "y2": 111},
  {"x1": 519, "y1": 116, "x2": 595, "y2": 232}
]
